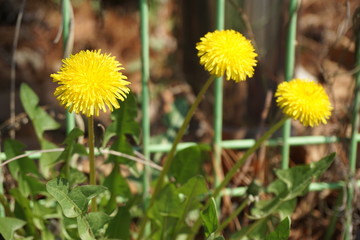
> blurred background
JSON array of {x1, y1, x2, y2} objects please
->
[{"x1": 0, "y1": 0, "x2": 359, "y2": 238}]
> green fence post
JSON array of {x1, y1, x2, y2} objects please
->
[
  {"x1": 139, "y1": 0, "x2": 151, "y2": 202},
  {"x1": 282, "y1": 0, "x2": 298, "y2": 169},
  {"x1": 345, "y1": 13, "x2": 360, "y2": 240},
  {"x1": 61, "y1": 0, "x2": 75, "y2": 133},
  {"x1": 214, "y1": 0, "x2": 225, "y2": 205}
]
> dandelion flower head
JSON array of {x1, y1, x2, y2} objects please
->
[
  {"x1": 51, "y1": 50, "x2": 130, "y2": 117},
  {"x1": 275, "y1": 78, "x2": 333, "y2": 127},
  {"x1": 196, "y1": 29, "x2": 257, "y2": 82}
]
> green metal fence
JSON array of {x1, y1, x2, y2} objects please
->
[{"x1": 1, "y1": 0, "x2": 359, "y2": 239}]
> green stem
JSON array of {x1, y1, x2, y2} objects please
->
[
  {"x1": 344, "y1": 15, "x2": 360, "y2": 240},
  {"x1": 187, "y1": 116, "x2": 289, "y2": 240},
  {"x1": 213, "y1": 116, "x2": 288, "y2": 198},
  {"x1": 216, "y1": 198, "x2": 249, "y2": 234},
  {"x1": 88, "y1": 116, "x2": 97, "y2": 212},
  {"x1": 137, "y1": 76, "x2": 215, "y2": 240}
]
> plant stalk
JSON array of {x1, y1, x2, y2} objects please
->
[
  {"x1": 216, "y1": 198, "x2": 249, "y2": 234},
  {"x1": 88, "y1": 116, "x2": 97, "y2": 212}
]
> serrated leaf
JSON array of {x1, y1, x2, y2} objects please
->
[
  {"x1": 275, "y1": 153, "x2": 335, "y2": 200},
  {"x1": 46, "y1": 178, "x2": 81, "y2": 218},
  {"x1": 277, "y1": 199, "x2": 297, "y2": 220},
  {"x1": 67, "y1": 168, "x2": 87, "y2": 186},
  {"x1": 164, "y1": 98, "x2": 188, "y2": 130},
  {"x1": 20, "y1": 83, "x2": 61, "y2": 177},
  {"x1": 20, "y1": 83, "x2": 60, "y2": 139},
  {"x1": 10, "y1": 188, "x2": 37, "y2": 236},
  {"x1": 77, "y1": 215, "x2": 95, "y2": 240},
  {"x1": 106, "y1": 207, "x2": 131, "y2": 239},
  {"x1": 230, "y1": 218, "x2": 268, "y2": 240},
  {"x1": 39, "y1": 139, "x2": 61, "y2": 178},
  {"x1": 252, "y1": 153, "x2": 335, "y2": 219},
  {"x1": 46, "y1": 178, "x2": 107, "y2": 218},
  {"x1": 63, "y1": 128, "x2": 84, "y2": 145},
  {"x1": 70, "y1": 185, "x2": 107, "y2": 201},
  {"x1": 264, "y1": 217, "x2": 291, "y2": 240},
  {"x1": 201, "y1": 198, "x2": 219, "y2": 237},
  {"x1": 4, "y1": 139, "x2": 38, "y2": 179},
  {"x1": 0, "y1": 217, "x2": 26, "y2": 240},
  {"x1": 149, "y1": 184, "x2": 182, "y2": 220},
  {"x1": 172, "y1": 176, "x2": 208, "y2": 236},
  {"x1": 87, "y1": 212, "x2": 111, "y2": 237},
  {"x1": 148, "y1": 184, "x2": 183, "y2": 237},
  {"x1": 178, "y1": 175, "x2": 208, "y2": 209},
  {"x1": 105, "y1": 93, "x2": 139, "y2": 164},
  {"x1": 4, "y1": 139, "x2": 39, "y2": 196},
  {"x1": 169, "y1": 145, "x2": 209, "y2": 184},
  {"x1": 103, "y1": 164, "x2": 131, "y2": 213}
]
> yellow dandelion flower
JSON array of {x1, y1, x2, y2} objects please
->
[
  {"x1": 196, "y1": 29, "x2": 257, "y2": 82},
  {"x1": 275, "y1": 78, "x2": 333, "y2": 127},
  {"x1": 51, "y1": 50, "x2": 130, "y2": 117}
]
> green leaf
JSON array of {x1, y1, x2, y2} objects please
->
[
  {"x1": 77, "y1": 215, "x2": 96, "y2": 240},
  {"x1": 164, "y1": 98, "x2": 188, "y2": 130},
  {"x1": 63, "y1": 128, "x2": 84, "y2": 145},
  {"x1": 46, "y1": 178, "x2": 107, "y2": 218},
  {"x1": 87, "y1": 212, "x2": 111, "y2": 237},
  {"x1": 264, "y1": 217, "x2": 291, "y2": 240},
  {"x1": 57, "y1": 128, "x2": 86, "y2": 170},
  {"x1": 201, "y1": 198, "x2": 219, "y2": 237},
  {"x1": 10, "y1": 188, "x2": 37, "y2": 236},
  {"x1": 207, "y1": 234, "x2": 225, "y2": 240},
  {"x1": 20, "y1": 83, "x2": 61, "y2": 177},
  {"x1": 67, "y1": 168, "x2": 87, "y2": 186},
  {"x1": 40, "y1": 140, "x2": 61, "y2": 178},
  {"x1": 230, "y1": 218, "x2": 268, "y2": 240},
  {"x1": 275, "y1": 153, "x2": 335, "y2": 200},
  {"x1": 171, "y1": 176, "x2": 208, "y2": 236},
  {"x1": 103, "y1": 164, "x2": 131, "y2": 213},
  {"x1": 105, "y1": 93, "x2": 139, "y2": 164},
  {"x1": 4, "y1": 140, "x2": 38, "y2": 177},
  {"x1": 106, "y1": 207, "x2": 131, "y2": 239},
  {"x1": 71, "y1": 185, "x2": 107, "y2": 200},
  {"x1": 20, "y1": 83, "x2": 60, "y2": 139},
  {"x1": 150, "y1": 97, "x2": 189, "y2": 162},
  {"x1": 149, "y1": 184, "x2": 183, "y2": 220},
  {"x1": 46, "y1": 178, "x2": 80, "y2": 218},
  {"x1": 4, "y1": 139, "x2": 40, "y2": 196},
  {"x1": 276, "y1": 199, "x2": 297, "y2": 220},
  {"x1": 148, "y1": 183, "x2": 182, "y2": 238},
  {"x1": 169, "y1": 145, "x2": 209, "y2": 184},
  {"x1": 178, "y1": 175, "x2": 208, "y2": 211},
  {"x1": 0, "y1": 217, "x2": 26, "y2": 240},
  {"x1": 252, "y1": 153, "x2": 335, "y2": 218}
]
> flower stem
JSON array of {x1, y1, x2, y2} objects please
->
[
  {"x1": 186, "y1": 116, "x2": 289, "y2": 239},
  {"x1": 212, "y1": 116, "x2": 289, "y2": 198},
  {"x1": 216, "y1": 198, "x2": 249, "y2": 234},
  {"x1": 88, "y1": 115, "x2": 97, "y2": 212},
  {"x1": 137, "y1": 76, "x2": 215, "y2": 240}
]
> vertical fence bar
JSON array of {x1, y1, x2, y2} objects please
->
[
  {"x1": 214, "y1": 0, "x2": 225, "y2": 204},
  {"x1": 139, "y1": 0, "x2": 151, "y2": 201},
  {"x1": 61, "y1": 0, "x2": 75, "y2": 134},
  {"x1": 281, "y1": 0, "x2": 298, "y2": 169},
  {"x1": 344, "y1": 19, "x2": 360, "y2": 240}
]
